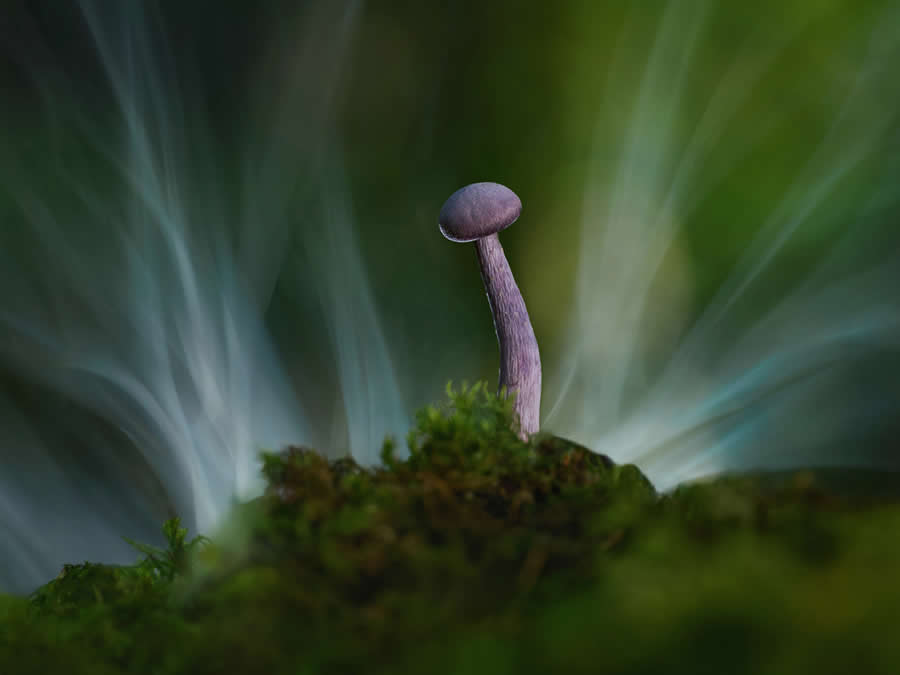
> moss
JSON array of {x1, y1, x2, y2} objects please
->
[{"x1": 3, "y1": 381, "x2": 900, "y2": 674}]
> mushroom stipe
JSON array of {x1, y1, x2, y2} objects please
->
[{"x1": 439, "y1": 182, "x2": 541, "y2": 440}]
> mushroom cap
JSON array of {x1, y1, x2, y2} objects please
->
[{"x1": 439, "y1": 182, "x2": 522, "y2": 242}]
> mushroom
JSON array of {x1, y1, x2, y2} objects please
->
[{"x1": 438, "y1": 181, "x2": 541, "y2": 440}]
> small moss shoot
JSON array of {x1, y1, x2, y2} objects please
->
[{"x1": 3, "y1": 381, "x2": 900, "y2": 674}]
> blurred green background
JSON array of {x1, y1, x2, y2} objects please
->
[{"x1": 1, "y1": 0, "x2": 899, "y2": 593}]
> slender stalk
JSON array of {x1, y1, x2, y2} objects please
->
[{"x1": 475, "y1": 233, "x2": 541, "y2": 438}]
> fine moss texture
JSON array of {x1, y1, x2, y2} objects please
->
[{"x1": 2, "y1": 382, "x2": 899, "y2": 674}]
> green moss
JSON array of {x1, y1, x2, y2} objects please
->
[{"x1": 3, "y1": 381, "x2": 900, "y2": 674}]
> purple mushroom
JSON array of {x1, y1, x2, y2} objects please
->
[{"x1": 439, "y1": 181, "x2": 541, "y2": 440}]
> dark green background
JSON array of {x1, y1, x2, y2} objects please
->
[{"x1": 1, "y1": 0, "x2": 898, "y2": 593}]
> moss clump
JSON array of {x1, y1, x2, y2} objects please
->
[
  {"x1": 250, "y1": 382, "x2": 656, "y2": 623},
  {"x1": 2, "y1": 381, "x2": 900, "y2": 674}
]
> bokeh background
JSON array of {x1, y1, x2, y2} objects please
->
[{"x1": 1, "y1": 0, "x2": 899, "y2": 593}]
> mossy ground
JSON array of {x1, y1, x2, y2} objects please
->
[{"x1": 2, "y1": 382, "x2": 899, "y2": 674}]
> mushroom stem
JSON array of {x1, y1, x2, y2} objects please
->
[{"x1": 474, "y1": 233, "x2": 541, "y2": 439}]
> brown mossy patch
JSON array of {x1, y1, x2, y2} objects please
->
[{"x1": 6, "y1": 382, "x2": 900, "y2": 675}]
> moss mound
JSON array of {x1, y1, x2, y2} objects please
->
[{"x1": 3, "y1": 382, "x2": 900, "y2": 674}]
